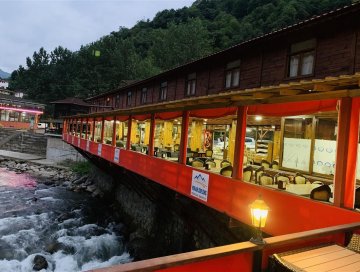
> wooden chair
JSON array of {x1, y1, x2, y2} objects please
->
[
  {"x1": 275, "y1": 173, "x2": 291, "y2": 185},
  {"x1": 255, "y1": 166, "x2": 264, "y2": 184},
  {"x1": 261, "y1": 159, "x2": 271, "y2": 169},
  {"x1": 243, "y1": 166, "x2": 253, "y2": 182},
  {"x1": 312, "y1": 180, "x2": 324, "y2": 185},
  {"x1": 205, "y1": 149, "x2": 213, "y2": 158},
  {"x1": 310, "y1": 185, "x2": 332, "y2": 202},
  {"x1": 271, "y1": 161, "x2": 279, "y2": 170},
  {"x1": 220, "y1": 165, "x2": 233, "y2": 177},
  {"x1": 191, "y1": 158, "x2": 204, "y2": 168},
  {"x1": 220, "y1": 159, "x2": 232, "y2": 168},
  {"x1": 347, "y1": 233, "x2": 360, "y2": 253},
  {"x1": 294, "y1": 173, "x2": 307, "y2": 184},
  {"x1": 205, "y1": 159, "x2": 216, "y2": 169},
  {"x1": 259, "y1": 172, "x2": 274, "y2": 185}
]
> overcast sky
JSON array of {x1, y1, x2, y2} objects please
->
[{"x1": 0, "y1": 0, "x2": 194, "y2": 73}]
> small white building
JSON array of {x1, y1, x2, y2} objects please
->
[{"x1": 0, "y1": 79, "x2": 9, "y2": 89}]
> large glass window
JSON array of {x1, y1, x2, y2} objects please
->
[
  {"x1": 94, "y1": 120, "x2": 103, "y2": 143},
  {"x1": 103, "y1": 119, "x2": 114, "y2": 145},
  {"x1": 154, "y1": 118, "x2": 182, "y2": 161},
  {"x1": 130, "y1": 118, "x2": 151, "y2": 154},
  {"x1": 87, "y1": 119, "x2": 94, "y2": 140},
  {"x1": 115, "y1": 118, "x2": 128, "y2": 149},
  {"x1": 187, "y1": 114, "x2": 236, "y2": 174}
]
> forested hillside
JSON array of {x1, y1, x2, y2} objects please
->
[{"x1": 9, "y1": 0, "x2": 353, "y2": 106}]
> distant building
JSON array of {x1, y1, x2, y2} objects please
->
[
  {"x1": 51, "y1": 97, "x2": 91, "y2": 119},
  {"x1": 0, "y1": 79, "x2": 9, "y2": 89},
  {"x1": 0, "y1": 93, "x2": 45, "y2": 129}
]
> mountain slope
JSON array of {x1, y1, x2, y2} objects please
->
[{"x1": 0, "y1": 69, "x2": 10, "y2": 79}]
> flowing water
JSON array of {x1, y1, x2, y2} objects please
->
[{"x1": 0, "y1": 167, "x2": 132, "y2": 272}]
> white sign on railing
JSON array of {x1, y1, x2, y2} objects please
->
[
  {"x1": 191, "y1": 170, "x2": 209, "y2": 202},
  {"x1": 114, "y1": 148, "x2": 120, "y2": 163},
  {"x1": 67, "y1": 134, "x2": 69, "y2": 142},
  {"x1": 71, "y1": 136, "x2": 74, "y2": 144},
  {"x1": 97, "y1": 144, "x2": 102, "y2": 156},
  {"x1": 77, "y1": 138, "x2": 80, "y2": 147},
  {"x1": 86, "y1": 140, "x2": 90, "y2": 151}
]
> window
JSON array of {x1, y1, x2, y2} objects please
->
[
  {"x1": 186, "y1": 73, "x2": 196, "y2": 96},
  {"x1": 115, "y1": 95, "x2": 120, "y2": 108},
  {"x1": 225, "y1": 60, "x2": 240, "y2": 88},
  {"x1": 127, "y1": 91, "x2": 132, "y2": 106},
  {"x1": 288, "y1": 39, "x2": 316, "y2": 78},
  {"x1": 141, "y1": 88, "x2": 147, "y2": 104},
  {"x1": 160, "y1": 82, "x2": 167, "y2": 101}
]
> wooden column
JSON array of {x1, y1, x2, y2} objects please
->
[
  {"x1": 179, "y1": 111, "x2": 190, "y2": 165},
  {"x1": 334, "y1": 97, "x2": 359, "y2": 208},
  {"x1": 126, "y1": 116, "x2": 132, "y2": 150},
  {"x1": 112, "y1": 116, "x2": 117, "y2": 146},
  {"x1": 233, "y1": 106, "x2": 247, "y2": 180},
  {"x1": 148, "y1": 114, "x2": 156, "y2": 156}
]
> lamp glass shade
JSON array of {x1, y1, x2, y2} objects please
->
[{"x1": 249, "y1": 198, "x2": 269, "y2": 228}]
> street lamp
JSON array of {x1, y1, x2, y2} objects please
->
[{"x1": 249, "y1": 195, "x2": 269, "y2": 245}]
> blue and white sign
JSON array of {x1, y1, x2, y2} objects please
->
[
  {"x1": 191, "y1": 170, "x2": 209, "y2": 202},
  {"x1": 67, "y1": 134, "x2": 69, "y2": 142},
  {"x1": 71, "y1": 136, "x2": 74, "y2": 144},
  {"x1": 97, "y1": 144, "x2": 102, "y2": 156},
  {"x1": 86, "y1": 140, "x2": 90, "y2": 151},
  {"x1": 77, "y1": 137, "x2": 81, "y2": 146},
  {"x1": 114, "y1": 148, "x2": 120, "y2": 163}
]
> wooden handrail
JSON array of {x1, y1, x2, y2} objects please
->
[
  {"x1": 87, "y1": 222, "x2": 360, "y2": 272},
  {"x1": 87, "y1": 241, "x2": 260, "y2": 272}
]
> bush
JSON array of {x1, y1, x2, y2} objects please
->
[{"x1": 70, "y1": 161, "x2": 91, "y2": 175}]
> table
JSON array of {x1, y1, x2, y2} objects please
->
[{"x1": 269, "y1": 244, "x2": 360, "y2": 272}]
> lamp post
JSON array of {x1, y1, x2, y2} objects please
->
[{"x1": 249, "y1": 195, "x2": 269, "y2": 245}]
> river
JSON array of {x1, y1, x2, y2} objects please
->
[{"x1": 0, "y1": 167, "x2": 132, "y2": 272}]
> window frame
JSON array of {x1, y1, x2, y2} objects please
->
[
  {"x1": 127, "y1": 91, "x2": 132, "y2": 107},
  {"x1": 141, "y1": 87, "x2": 148, "y2": 105},
  {"x1": 287, "y1": 39, "x2": 316, "y2": 79},
  {"x1": 159, "y1": 81, "x2": 167, "y2": 101},
  {"x1": 186, "y1": 73, "x2": 196, "y2": 97},
  {"x1": 224, "y1": 60, "x2": 240, "y2": 89}
]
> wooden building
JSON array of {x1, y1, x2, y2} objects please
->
[{"x1": 64, "y1": 3, "x2": 360, "y2": 272}]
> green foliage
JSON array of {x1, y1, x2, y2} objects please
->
[
  {"x1": 70, "y1": 161, "x2": 91, "y2": 175},
  {"x1": 9, "y1": 0, "x2": 352, "y2": 108}
]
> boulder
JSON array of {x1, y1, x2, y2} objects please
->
[{"x1": 33, "y1": 255, "x2": 48, "y2": 271}]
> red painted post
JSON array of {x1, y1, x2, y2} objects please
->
[
  {"x1": 100, "y1": 117, "x2": 105, "y2": 143},
  {"x1": 232, "y1": 106, "x2": 247, "y2": 180},
  {"x1": 112, "y1": 116, "x2": 117, "y2": 146},
  {"x1": 126, "y1": 116, "x2": 132, "y2": 150},
  {"x1": 148, "y1": 114, "x2": 155, "y2": 156},
  {"x1": 92, "y1": 119, "x2": 95, "y2": 141},
  {"x1": 179, "y1": 111, "x2": 190, "y2": 165},
  {"x1": 85, "y1": 118, "x2": 88, "y2": 140},
  {"x1": 334, "y1": 97, "x2": 360, "y2": 208}
]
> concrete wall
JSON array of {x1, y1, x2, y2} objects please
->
[{"x1": 46, "y1": 136, "x2": 85, "y2": 162}]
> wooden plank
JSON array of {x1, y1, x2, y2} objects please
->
[
  {"x1": 253, "y1": 92, "x2": 274, "y2": 99},
  {"x1": 279, "y1": 89, "x2": 302, "y2": 96},
  {"x1": 313, "y1": 84, "x2": 335, "y2": 92},
  {"x1": 330, "y1": 259, "x2": 360, "y2": 272},
  {"x1": 282, "y1": 245, "x2": 343, "y2": 263},
  {"x1": 293, "y1": 248, "x2": 355, "y2": 269},
  {"x1": 305, "y1": 252, "x2": 360, "y2": 272}
]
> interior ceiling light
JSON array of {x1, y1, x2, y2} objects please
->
[
  {"x1": 246, "y1": 128, "x2": 252, "y2": 132},
  {"x1": 255, "y1": 116, "x2": 263, "y2": 121},
  {"x1": 204, "y1": 119, "x2": 208, "y2": 122}
]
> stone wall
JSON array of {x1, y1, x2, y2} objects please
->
[
  {"x1": 46, "y1": 136, "x2": 85, "y2": 163},
  {"x1": 85, "y1": 157, "x2": 254, "y2": 261}
]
